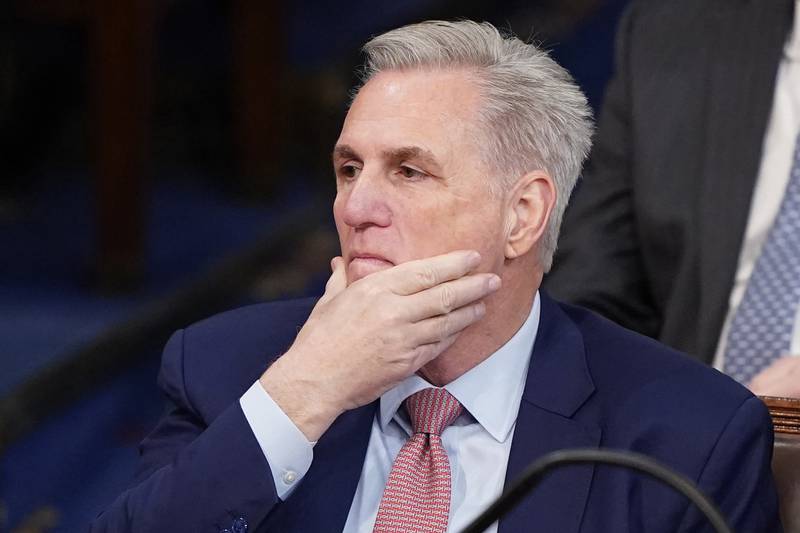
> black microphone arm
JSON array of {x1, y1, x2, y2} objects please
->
[{"x1": 460, "y1": 448, "x2": 733, "y2": 533}]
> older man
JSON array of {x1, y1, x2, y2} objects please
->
[{"x1": 92, "y1": 20, "x2": 781, "y2": 533}]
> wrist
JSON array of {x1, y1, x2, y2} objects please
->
[{"x1": 259, "y1": 356, "x2": 343, "y2": 442}]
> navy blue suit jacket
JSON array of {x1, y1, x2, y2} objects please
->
[{"x1": 91, "y1": 292, "x2": 782, "y2": 532}]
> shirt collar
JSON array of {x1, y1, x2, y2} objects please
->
[{"x1": 379, "y1": 291, "x2": 541, "y2": 443}]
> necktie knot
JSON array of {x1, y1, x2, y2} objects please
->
[{"x1": 405, "y1": 387, "x2": 463, "y2": 436}]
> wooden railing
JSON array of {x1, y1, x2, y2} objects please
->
[
  {"x1": 760, "y1": 396, "x2": 800, "y2": 533},
  {"x1": 761, "y1": 396, "x2": 800, "y2": 434}
]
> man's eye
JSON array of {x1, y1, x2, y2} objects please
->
[
  {"x1": 399, "y1": 166, "x2": 426, "y2": 180},
  {"x1": 340, "y1": 164, "x2": 360, "y2": 179}
]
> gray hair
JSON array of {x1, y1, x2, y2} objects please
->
[{"x1": 358, "y1": 20, "x2": 593, "y2": 271}]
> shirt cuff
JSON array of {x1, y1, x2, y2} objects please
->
[{"x1": 240, "y1": 380, "x2": 314, "y2": 500}]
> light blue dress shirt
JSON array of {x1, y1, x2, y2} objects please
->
[{"x1": 240, "y1": 292, "x2": 541, "y2": 532}]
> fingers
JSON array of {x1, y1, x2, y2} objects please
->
[
  {"x1": 769, "y1": 356, "x2": 800, "y2": 371},
  {"x1": 411, "y1": 301, "x2": 487, "y2": 345},
  {"x1": 383, "y1": 250, "x2": 482, "y2": 295},
  {"x1": 749, "y1": 357, "x2": 793, "y2": 384},
  {"x1": 321, "y1": 256, "x2": 347, "y2": 302},
  {"x1": 403, "y1": 272, "x2": 500, "y2": 321},
  {"x1": 412, "y1": 333, "x2": 460, "y2": 368},
  {"x1": 748, "y1": 357, "x2": 800, "y2": 397}
]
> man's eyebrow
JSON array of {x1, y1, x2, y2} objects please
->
[
  {"x1": 383, "y1": 146, "x2": 441, "y2": 169},
  {"x1": 332, "y1": 144, "x2": 442, "y2": 170},
  {"x1": 332, "y1": 144, "x2": 360, "y2": 162}
]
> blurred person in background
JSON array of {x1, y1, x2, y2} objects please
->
[
  {"x1": 545, "y1": 0, "x2": 800, "y2": 398},
  {"x1": 92, "y1": 19, "x2": 780, "y2": 533}
]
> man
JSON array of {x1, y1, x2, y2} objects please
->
[
  {"x1": 544, "y1": 0, "x2": 800, "y2": 397},
  {"x1": 92, "y1": 20, "x2": 781, "y2": 532}
]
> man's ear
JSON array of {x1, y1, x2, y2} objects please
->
[{"x1": 504, "y1": 170, "x2": 556, "y2": 259}]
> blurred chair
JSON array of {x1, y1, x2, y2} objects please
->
[{"x1": 761, "y1": 396, "x2": 800, "y2": 533}]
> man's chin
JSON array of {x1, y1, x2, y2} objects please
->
[{"x1": 347, "y1": 258, "x2": 394, "y2": 284}]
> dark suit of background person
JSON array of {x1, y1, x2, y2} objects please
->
[
  {"x1": 90, "y1": 293, "x2": 781, "y2": 532},
  {"x1": 544, "y1": 0, "x2": 797, "y2": 372}
]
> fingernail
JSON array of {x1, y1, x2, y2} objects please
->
[
  {"x1": 467, "y1": 251, "x2": 481, "y2": 267},
  {"x1": 476, "y1": 302, "x2": 486, "y2": 316},
  {"x1": 487, "y1": 275, "x2": 501, "y2": 291}
]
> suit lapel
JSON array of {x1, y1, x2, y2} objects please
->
[
  {"x1": 499, "y1": 293, "x2": 601, "y2": 533},
  {"x1": 697, "y1": 0, "x2": 793, "y2": 358},
  {"x1": 259, "y1": 401, "x2": 378, "y2": 532}
]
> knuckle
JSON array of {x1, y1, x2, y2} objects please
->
[
  {"x1": 439, "y1": 335, "x2": 457, "y2": 353},
  {"x1": 415, "y1": 266, "x2": 439, "y2": 288},
  {"x1": 358, "y1": 283, "x2": 385, "y2": 305},
  {"x1": 437, "y1": 314, "x2": 452, "y2": 339},
  {"x1": 362, "y1": 281, "x2": 382, "y2": 298},
  {"x1": 439, "y1": 284, "x2": 456, "y2": 313},
  {"x1": 376, "y1": 305, "x2": 398, "y2": 325},
  {"x1": 413, "y1": 344, "x2": 436, "y2": 364},
  {"x1": 383, "y1": 328, "x2": 404, "y2": 347}
]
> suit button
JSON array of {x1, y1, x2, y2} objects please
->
[
  {"x1": 232, "y1": 517, "x2": 248, "y2": 532},
  {"x1": 220, "y1": 529, "x2": 231, "y2": 533}
]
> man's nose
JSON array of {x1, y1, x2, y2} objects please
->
[{"x1": 339, "y1": 172, "x2": 392, "y2": 229}]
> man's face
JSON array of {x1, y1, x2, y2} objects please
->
[{"x1": 333, "y1": 69, "x2": 509, "y2": 285}]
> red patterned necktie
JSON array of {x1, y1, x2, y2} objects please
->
[{"x1": 373, "y1": 387, "x2": 464, "y2": 533}]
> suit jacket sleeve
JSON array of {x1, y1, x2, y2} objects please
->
[
  {"x1": 89, "y1": 329, "x2": 281, "y2": 533},
  {"x1": 543, "y1": 3, "x2": 661, "y2": 338},
  {"x1": 679, "y1": 396, "x2": 782, "y2": 532}
]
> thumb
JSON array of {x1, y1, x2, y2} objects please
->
[{"x1": 322, "y1": 256, "x2": 347, "y2": 301}]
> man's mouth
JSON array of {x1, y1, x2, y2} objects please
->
[
  {"x1": 351, "y1": 253, "x2": 393, "y2": 264},
  {"x1": 348, "y1": 254, "x2": 395, "y2": 280}
]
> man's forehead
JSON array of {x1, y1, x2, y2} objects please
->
[
  {"x1": 338, "y1": 69, "x2": 483, "y2": 160},
  {"x1": 348, "y1": 69, "x2": 482, "y2": 121}
]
